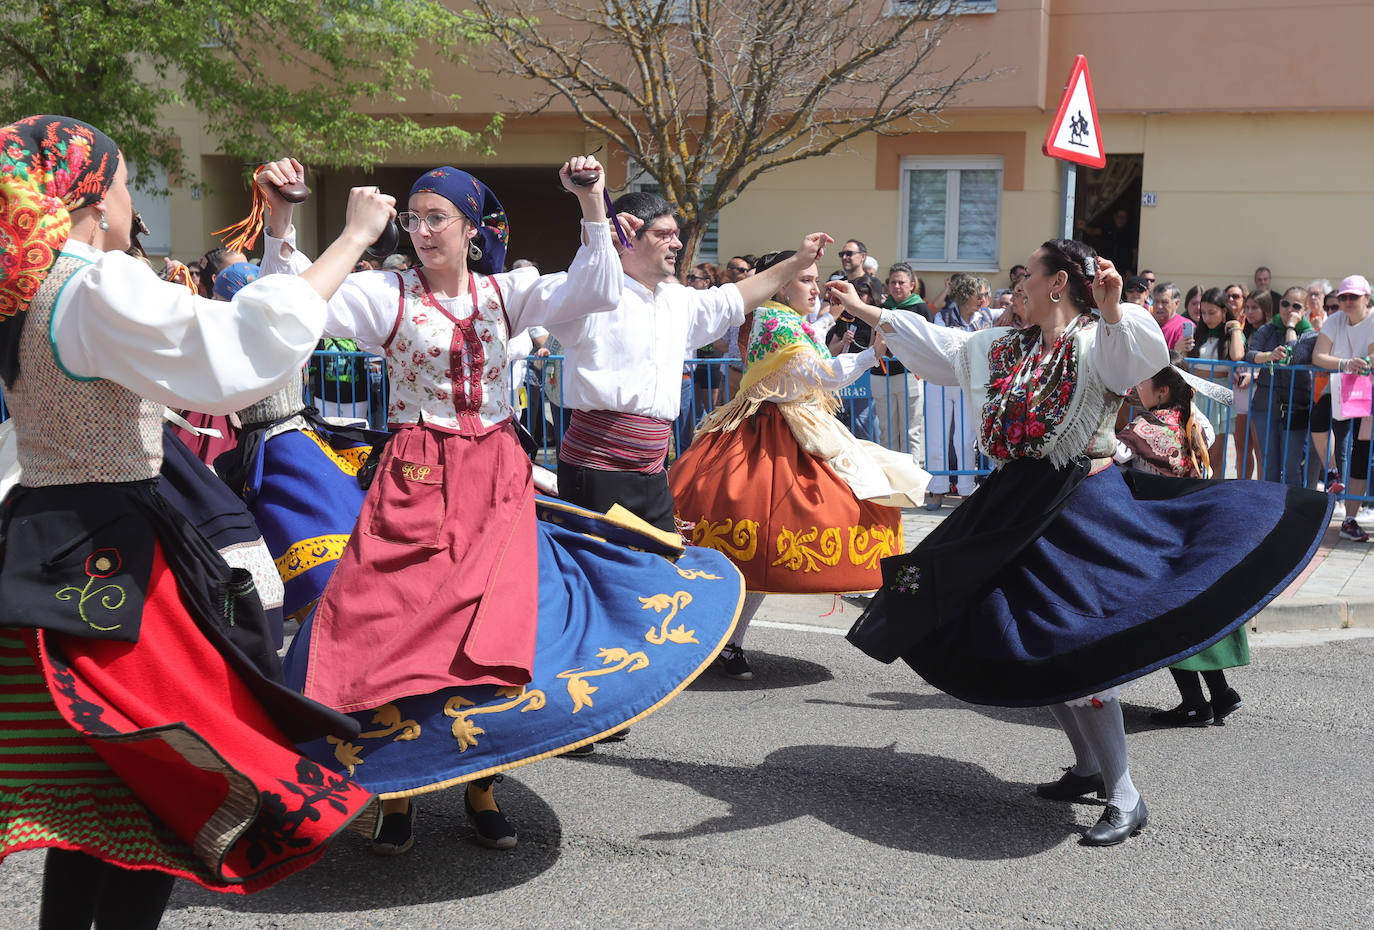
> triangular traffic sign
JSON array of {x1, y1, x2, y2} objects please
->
[{"x1": 1043, "y1": 55, "x2": 1105, "y2": 169}]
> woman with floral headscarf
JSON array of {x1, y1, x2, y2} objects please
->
[
  {"x1": 256, "y1": 157, "x2": 743, "y2": 857},
  {"x1": 0, "y1": 115, "x2": 393, "y2": 927}
]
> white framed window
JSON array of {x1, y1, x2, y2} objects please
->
[
  {"x1": 899, "y1": 155, "x2": 1002, "y2": 271},
  {"x1": 626, "y1": 170, "x2": 719, "y2": 264},
  {"x1": 889, "y1": 0, "x2": 996, "y2": 14},
  {"x1": 128, "y1": 163, "x2": 172, "y2": 257}
]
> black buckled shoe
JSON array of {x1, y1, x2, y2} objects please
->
[
  {"x1": 466, "y1": 784, "x2": 517, "y2": 850},
  {"x1": 1149, "y1": 703, "x2": 1214, "y2": 727},
  {"x1": 1081, "y1": 798, "x2": 1148, "y2": 846},
  {"x1": 371, "y1": 801, "x2": 416, "y2": 856},
  {"x1": 1035, "y1": 767, "x2": 1106, "y2": 802},
  {"x1": 1211, "y1": 689, "x2": 1243, "y2": 723}
]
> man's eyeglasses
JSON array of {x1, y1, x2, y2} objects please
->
[
  {"x1": 1279, "y1": 299, "x2": 1304, "y2": 310},
  {"x1": 838, "y1": 250, "x2": 859, "y2": 258},
  {"x1": 685, "y1": 273, "x2": 710, "y2": 282},
  {"x1": 1325, "y1": 303, "x2": 1341, "y2": 312},
  {"x1": 727, "y1": 264, "x2": 750, "y2": 274},
  {"x1": 398, "y1": 211, "x2": 462, "y2": 234}
]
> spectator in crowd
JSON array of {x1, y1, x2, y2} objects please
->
[
  {"x1": 1123, "y1": 275, "x2": 1150, "y2": 307},
  {"x1": 1254, "y1": 266, "x2": 1283, "y2": 312},
  {"x1": 381, "y1": 253, "x2": 410, "y2": 271},
  {"x1": 1245, "y1": 286, "x2": 1319, "y2": 487},
  {"x1": 990, "y1": 288, "x2": 1014, "y2": 319},
  {"x1": 511, "y1": 257, "x2": 539, "y2": 271},
  {"x1": 1306, "y1": 278, "x2": 1332, "y2": 331},
  {"x1": 1008, "y1": 264, "x2": 1028, "y2": 291},
  {"x1": 835, "y1": 239, "x2": 868, "y2": 283},
  {"x1": 1220, "y1": 283, "x2": 1246, "y2": 323},
  {"x1": 1077, "y1": 207, "x2": 1135, "y2": 268},
  {"x1": 1151, "y1": 281, "x2": 1192, "y2": 352},
  {"x1": 1139, "y1": 270, "x2": 1156, "y2": 308},
  {"x1": 1184, "y1": 285, "x2": 1204, "y2": 324},
  {"x1": 1191, "y1": 287, "x2": 1239, "y2": 475},
  {"x1": 826, "y1": 276, "x2": 882, "y2": 442},
  {"x1": 685, "y1": 263, "x2": 728, "y2": 420},
  {"x1": 1310, "y1": 275, "x2": 1374, "y2": 542},
  {"x1": 873, "y1": 262, "x2": 929, "y2": 463},
  {"x1": 862, "y1": 255, "x2": 880, "y2": 278},
  {"x1": 926, "y1": 272, "x2": 994, "y2": 508},
  {"x1": 720, "y1": 256, "x2": 756, "y2": 399},
  {"x1": 1231, "y1": 290, "x2": 1272, "y2": 479}
]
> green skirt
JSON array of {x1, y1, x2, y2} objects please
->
[{"x1": 1173, "y1": 625, "x2": 1250, "y2": 672}]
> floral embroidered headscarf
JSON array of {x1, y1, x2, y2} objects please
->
[
  {"x1": 409, "y1": 166, "x2": 509, "y2": 275},
  {"x1": 0, "y1": 115, "x2": 121, "y2": 386}
]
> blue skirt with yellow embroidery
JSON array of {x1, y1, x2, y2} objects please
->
[{"x1": 282, "y1": 497, "x2": 743, "y2": 797}]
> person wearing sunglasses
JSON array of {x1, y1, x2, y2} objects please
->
[
  {"x1": 834, "y1": 238, "x2": 868, "y2": 283},
  {"x1": 1310, "y1": 275, "x2": 1374, "y2": 541},
  {"x1": 1244, "y1": 286, "x2": 1319, "y2": 486}
]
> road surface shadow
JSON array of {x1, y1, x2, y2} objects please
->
[
  {"x1": 584, "y1": 743, "x2": 1076, "y2": 859},
  {"x1": 687, "y1": 649, "x2": 834, "y2": 692},
  {"x1": 166, "y1": 776, "x2": 561, "y2": 915},
  {"x1": 806, "y1": 690, "x2": 1172, "y2": 734}
]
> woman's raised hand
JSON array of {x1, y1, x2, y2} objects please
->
[
  {"x1": 1090, "y1": 255, "x2": 1123, "y2": 311},
  {"x1": 342, "y1": 186, "x2": 396, "y2": 246},
  {"x1": 255, "y1": 157, "x2": 306, "y2": 218}
]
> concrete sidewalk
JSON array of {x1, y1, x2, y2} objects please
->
[{"x1": 746, "y1": 499, "x2": 1374, "y2": 636}]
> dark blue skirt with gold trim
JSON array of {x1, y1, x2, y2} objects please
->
[{"x1": 283, "y1": 497, "x2": 742, "y2": 797}]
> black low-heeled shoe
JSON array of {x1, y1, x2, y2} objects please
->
[
  {"x1": 466, "y1": 787, "x2": 517, "y2": 850},
  {"x1": 371, "y1": 801, "x2": 417, "y2": 856},
  {"x1": 1149, "y1": 703, "x2": 1214, "y2": 727},
  {"x1": 1081, "y1": 798, "x2": 1148, "y2": 847},
  {"x1": 1211, "y1": 689, "x2": 1243, "y2": 722},
  {"x1": 1035, "y1": 767, "x2": 1106, "y2": 802}
]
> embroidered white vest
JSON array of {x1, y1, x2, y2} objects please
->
[
  {"x1": 8, "y1": 254, "x2": 163, "y2": 486},
  {"x1": 384, "y1": 269, "x2": 513, "y2": 433}
]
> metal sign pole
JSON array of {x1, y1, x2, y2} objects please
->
[{"x1": 1060, "y1": 161, "x2": 1077, "y2": 240}]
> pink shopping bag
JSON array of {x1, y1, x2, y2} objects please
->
[{"x1": 1333, "y1": 372, "x2": 1373, "y2": 420}]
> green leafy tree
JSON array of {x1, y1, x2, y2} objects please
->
[
  {"x1": 462, "y1": 0, "x2": 990, "y2": 268},
  {"x1": 1, "y1": 0, "x2": 496, "y2": 190}
]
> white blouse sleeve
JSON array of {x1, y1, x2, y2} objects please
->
[
  {"x1": 261, "y1": 225, "x2": 399, "y2": 353},
  {"x1": 51, "y1": 248, "x2": 324, "y2": 415},
  {"x1": 873, "y1": 308, "x2": 971, "y2": 386},
  {"x1": 1093, "y1": 303, "x2": 1171, "y2": 395},
  {"x1": 684, "y1": 284, "x2": 747, "y2": 348},
  {"x1": 499, "y1": 221, "x2": 624, "y2": 332}
]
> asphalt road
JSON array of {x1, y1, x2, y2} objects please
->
[{"x1": 1, "y1": 623, "x2": 1371, "y2": 929}]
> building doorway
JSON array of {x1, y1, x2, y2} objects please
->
[{"x1": 1073, "y1": 153, "x2": 1143, "y2": 274}]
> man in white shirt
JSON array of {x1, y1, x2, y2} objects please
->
[{"x1": 550, "y1": 191, "x2": 830, "y2": 531}]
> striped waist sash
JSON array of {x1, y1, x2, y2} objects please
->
[{"x1": 560, "y1": 410, "x2": 672, "y2": 474}]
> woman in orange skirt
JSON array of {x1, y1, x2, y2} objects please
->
[{"x1": 670, "y1": 250, "x2": 927, "y2": 679}]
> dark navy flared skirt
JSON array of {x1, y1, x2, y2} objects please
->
[{"x1": 849, "y1": 460, "x2": 1332, "y2": 706}]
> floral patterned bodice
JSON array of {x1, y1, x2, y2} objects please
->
[{"x1": 384, "y1": 269, "x2": 512, "y2": 432}]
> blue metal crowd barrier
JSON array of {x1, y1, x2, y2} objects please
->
[{"x1": 4, "y1": 348, "x2": 1371, "y2": 509}]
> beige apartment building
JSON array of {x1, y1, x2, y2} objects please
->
[{"x1": 145, "y1": 0, "x2": 1373, "y2": 295}]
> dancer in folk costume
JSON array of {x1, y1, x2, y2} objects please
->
[
  {"x1": 1114, "y1": 366, "x2": 1249, "y2": 728},
  {"x1": 254, "y1": 157, "x2": 743, "y2": 855},
  {"x1": 670, "y1": 250, "x2": 927, "y2": 679},
  {"x1": 839, "y1": 239, "x2": 1330, "y2": 846},
  {"x1": 0, "y1": 115, "x2": 387, "y2": 928}
]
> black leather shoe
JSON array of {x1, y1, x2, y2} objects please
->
[
  {"x1": 371, "y1": 801, "x2": 416, "y2": 856},
  {"x1": 1081, "y1": 798, "x2": 1148, "y2": 846},
  {"x1": 1036, "y1": 767, "x2": 1106, "y2": 802},
  {"x1": 1211, "y1": 689, "x2": 1243, "y2": 722},
  {"x1": 1149, "y1": 703, "x2": 1214, "y2": 727},
  {"x1": 601, "y1": 727, "x2": 630, "y2": 742},
  {"x1": 466, "y1": 788, "x2": 517, "y2": 850}
]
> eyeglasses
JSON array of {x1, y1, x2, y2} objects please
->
[
  {"x1": 1226, "y1": 292, "x2": 1244, "y2": 300},
  {"x1": 398, "y1": 211, "x2": 462, "y2": 234},
  {"x1": 838, "y1": 250, "x2": 860, "y2": 258},
  {"x1": 1325, "y1": 303, "x2": 1341, "y2": 312},
  {"x1": 1338, "y1": 293, "x2": 1366, "y2": 301},
  {"x1": 685, "y1": 273, "x2": 710, "y2": 282},
  {"x1": 1279, "y1": 299, "x2": 1304, "y2": 310},
  {"x1": 727, "y1": 264, "x2": 750, "y2": 273}
]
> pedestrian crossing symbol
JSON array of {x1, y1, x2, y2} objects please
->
[{"x1": 1043, "y1": 55, "x2": 1105, "y2": 169}]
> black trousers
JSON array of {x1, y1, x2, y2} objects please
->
[{"x1": 556, "y1": 462, "x2": 675, "y2": 533}]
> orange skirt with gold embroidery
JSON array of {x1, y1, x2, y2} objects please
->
[{"x1": 669, "y1": 403, "x2": 902, "y2": 594}]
